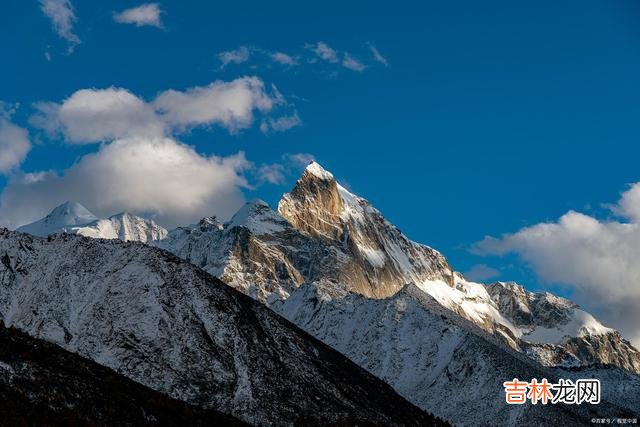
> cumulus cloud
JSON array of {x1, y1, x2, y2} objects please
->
[
  {"x1": 342, "y1": 53, "x2": 366, "y2": 72},
  {"x1": 6, "y1": 77, "x2": 296, "y2": 228},
  {"x1": 114, "y1": 3, "x2": 163, "y2": 28},
  {"x1": 0, "y1": 138, "x2": 249, "y2": 229},
  {"x1": 612, "y1": 184, "x2": 640, "y2": 223},
  {"x1": 40, "y1": 0, "x2": 80, "y2": 51},
  {"x1": 30, "y1": 77, "x2": 282, "y2": 142},
  {"x1": 464, "y1": 264, "x2": 500, "y2": 282},
  {"x1": 0, "y1": 109, "x2": 31, "y2": 174},
  {"x1": 473, "y1": 185, "x2": 640, "y2": 346},
  {"x1": 154, "y1": 77, "x2": 278, "y2": 132},
  {"x1": 218, "y1": 46, "x2": 251, "y2": 68},
  {"x1": 31, "y1": 88, "x2": 163, "y2": 143}
]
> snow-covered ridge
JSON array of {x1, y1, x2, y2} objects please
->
[
  {"x1": 17, "y1": 201, "x2": 98, "y2": 236},
  {"x1": 74, "y1": 212, "x2": 168, "y2": 242},
  {"x1": 17, "y1": 168, "x2": 631, "y2": 358},
  {"x1": 224, "y1": 199, "x2": 288, "y2": 235},
  {"x1": 16, "y1": 202, "x2": 167, "y2": 243},
  {"x1": 413, "y1": 277, "x2": 615, "y2": 349},
  {"x1": 276, "y1": 281, "x2": 632, "y2": 425}
]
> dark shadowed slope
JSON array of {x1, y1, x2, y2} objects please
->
[{"x1": 0, "y1": 322, "x2": 245, "y2": 426}]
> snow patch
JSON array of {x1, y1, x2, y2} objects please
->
[
  {"x1": 523, "y1": 309, "x2": 614, "y2": 345},
  {"x1": 225, "y1": 200, "x2": 287, "y2": 235},
  {"x1": 305, "y1": 161, "x2": 334, "y2": 181}
]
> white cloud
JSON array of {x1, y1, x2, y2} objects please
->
[
  {"x1": 307, "y1": 42, "x2": 339, "y2": 63},
  {"x1": 342, "y1": 53, "x2": 366, "y2": 72},
  {"x1": 218, "y1": 46, "x2": 250, "y2": 68},
  {"x1": 154, "y1": 77, "x2": 279, "y2": 132},
  {"x1": 0, "y1": 110, "x2": 31, "y2": 174},
  {"x1": 0, "y1": 137, "x2": 249, "y2": 229},
  {"x1": 9, "y1": 77, "x2": 296, "y2": 228},
  {"x1": 31, "y1": 88, "x2": 163, "y2": 144},
  {"x1": 464, "y1": 264, "x2": 500, "y2": 282},
  {"x1": 30, "y1": 77, "x2": 282, "y2": 142},
  {"x1": 473, "y1": 185, "x2": 640, "y2": 346},
  {"x1": 114, "y1": 3, "x2": 163, "y2": 28},
  {"x1": 270, "y1": 52, "x2": 297, "y2": 65},
  {"x1": 261, "y1": 112, "x2": 301, "y2": 133},
  {"x1": 367, "y1": 43, "x2": 389, "y2": 66},
  {"x1": 612, "y1": 184, "x2": 640, "y2": 223},
  {"x1": 39, "y1": 0, "x2": 80, "y2": 51}
]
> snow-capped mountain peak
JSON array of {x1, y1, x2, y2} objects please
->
[
  {"x1": 49, "y1": 201, "x2": 97, "y2": 222},
  {"x1": 17, "y1": 201, "x2": 98, "y2": 237},
  {"x1": 278, "y1": 164, "x2": 454, "y2": 297},
  {"x1": 279, "y1": 162, "x2": 345, "y2": 240},
  {"x1": 16, "y1": 203, "x2": 167, "y2": 243},
  {"x1": 304, "y1": 161, "x2": 335, "y2": 181},
  {"x1": 225, "y1": 199, "x2": 288, "y2": 235},
  {"x1": 72, "y1": 211, "x2": 168, "y2": 242}
]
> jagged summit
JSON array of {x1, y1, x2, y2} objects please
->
[
  {"x1": 17, "y1": 201, "x2": 98, "y2": 237},
  {"x1": 225, "y1": 199, "x2": 288, "y2": 236},
  {"x1": 279, "y1": 164, "x2": 345, "y2": 240},
  {"x1": 278, "y1": 162, "x2": 453, "y2": 297},
  {"x1": 304, "y1": 161, "x2": 335, "y2": 181},
  {"x1": 74, "y1": 213, "x2": 167, "y2": 243},
  {"x1": 197, "y1": 216, "x2": 223, "y2": 230}
]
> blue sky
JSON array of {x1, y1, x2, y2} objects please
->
[{"x1": 3, "y1": 1, "x2": 640, "y2": 339}]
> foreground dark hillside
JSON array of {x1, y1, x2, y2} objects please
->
[{"x1": 0, "y1": 322, "x2": 245, "y2": 426}]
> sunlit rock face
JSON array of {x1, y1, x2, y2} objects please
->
[{"x1": 278, "y1": 161, "x2": 454, "y2": 298}]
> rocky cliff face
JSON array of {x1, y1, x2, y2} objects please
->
[
  {"x1": 278, "y1": 162, "x2": 454, "y2": 297},
  {"x1": 278, "y1": 162, "x2": 345, "y2": 241},
  {"x1": 0, "y1": 229, "x2": 438, "y2": 426},
  {"x1": 487, "y1": 282, "x2": 640, "y2": 373},
  {"x1": 156, "y1": 201, "x2": 320, "y2": 303},
  {"x1": 162, "y1": 163, "x2": 455, "y2": 304}
]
